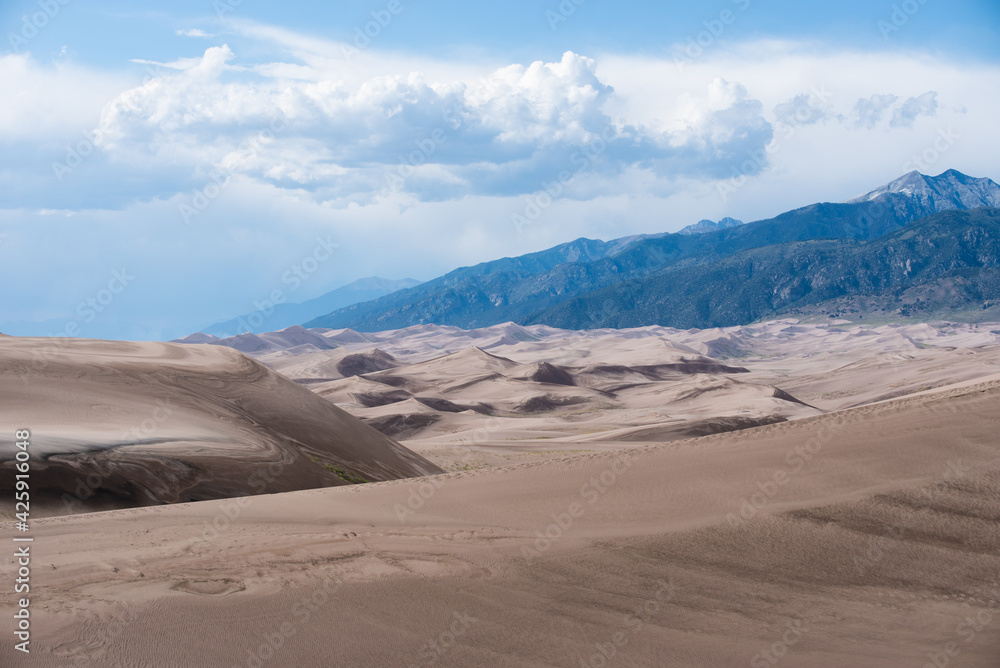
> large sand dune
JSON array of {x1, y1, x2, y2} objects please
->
[
  {"x1": 0, "y1": 338, "x2": 442, "y2": 513},
  {"x1": 2, "y1": 376, "x2": 999, "y2": 666},
  {"x1": 222, "y1": 320, "x2": 1000, "y2": 472}
]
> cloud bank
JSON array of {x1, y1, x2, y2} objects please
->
[
  {"x1": 91, "y1": 48, "x2": 774, "y2": 204},
  {"x1": 0, "y1": 29, "x2": 997, "y2": 338}
]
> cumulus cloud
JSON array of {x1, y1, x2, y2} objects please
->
[
  {"x1": 0, "y1": 54, "x2": 127, "y2": 140},
  {"x1": 773, "y1": 92, "x2": 831, "y2": 128},
  {"x1": 95, "y1": 48, "x2": 773, "y2": 201},
  {"x1": 664, "y1": 78, "x2": 773, "y2": 178},
  {"x1": 849, "y1": 93, "x2": 898, "y2": 129},
  {"x1": 890, "y1": 91, "x2": 938, "y2": 127}
]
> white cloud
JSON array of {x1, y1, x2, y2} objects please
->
[
  {"x1": 660, "y1": 78, "x2": 772, "y2": 177},
  {"x1": 773, "y1": 92, "x2": 832, "y2": 128},
  {"x1": 176, "y1": 28, "x2": 215, "y2": 38},
  {"x1": 0, "y1": 54, "x2": 128, "y2": 140},
  {"x1": 850, "y1": 93, "x2": 899, "y2": 129},
  {"x1": 890, "y1": 91, "x2": 938, "y2": 128},
  {"x1": 94, "y1": 46, "x2": 774, "y2": 201},
  {"x1": 126, "y1": 44, "x2": 237, "y2": 76}
]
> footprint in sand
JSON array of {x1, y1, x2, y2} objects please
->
[{"x1": 170, "y1": 579, "x2": 246, "y2": 596}]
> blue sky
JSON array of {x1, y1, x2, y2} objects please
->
[
  {"x1": 1, "y1": 0, "x2": 999, "y2": 339},
  {"x1": 7, "y1": 0, "x2": 1000, "y2": 66}
]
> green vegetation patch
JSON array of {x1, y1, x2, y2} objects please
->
[{"x1": 307, "y1": 455, "x2": 368, "y2": 484}]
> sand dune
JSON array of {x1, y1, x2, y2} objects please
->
[
  {"x1": 191, "y1": 321, "x2": 1000, "y2": 473},
  {"x1": 201, "y1": 320, "x2": 1000, "y2": 366},
  {"x1": 3, "y1": 376, "x2": 999, "y2": 666},
  {"x1": 5, "y1": 322, "x2": 1000, "y2": 665},
  {"x1": 0, "y1": 338, "x2": 441, "y2": 514},
  {"x1": 297, "y1": 342, "x2": 820, "y2": 471},
  {"x1": 264, "y1": 347, "x2": 400, "y2": 385}
]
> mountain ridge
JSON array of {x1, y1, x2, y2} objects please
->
[
  {"x1": 529, "y1": 207, "x2": 1000, "y2": 329},
  {"x1": 847, "y1": 169, "x2": 1000, "y2": 210},
  {"x1": 304, "y1": 170, "x2": 1000, "y2": 332},
  {"x1": 678, "y1": 217, "x2": 745, "y2": 235}
]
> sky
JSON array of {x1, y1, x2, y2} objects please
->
[{"x1": 1, "y1": 0, "x2": 998, "y2": 340}]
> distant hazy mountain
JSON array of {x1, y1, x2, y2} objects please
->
[
  {"x1": 0, "y1": 317, "x2": 160, "y2": 340},
  {"x1": 677, "y1": 217, "x2": 745, "y2": 235},
  {"x1": 203, "y1": 277, "x2": 420, "y2": 337},
  {"x1": 306, "y1": 170, "x2": 999, "y2": 331}
]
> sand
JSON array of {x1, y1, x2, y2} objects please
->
[
  {"x1": 2, "y1": 320, "x2": 1000, "y2": 666},
  {"x1": 235, "y1": 320, "x2": 1000, "y2": 472},
  {"x1": 0, "y1": 338, "x2": 441, "y2": 514},
  {"x1": 1, "y1": 375, "x2": 999, "y2": 666}
]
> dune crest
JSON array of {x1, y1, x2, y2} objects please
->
[{"x1": 0, "y1": 337, "x2": 442, "y2": 513}]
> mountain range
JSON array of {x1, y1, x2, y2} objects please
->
[
  {"x1": 300, "y1": 170, "x2": 1000, "y2": 332},
  {"x1": 534, "y1": 207, "x2": 1000, "y2": 329}
]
